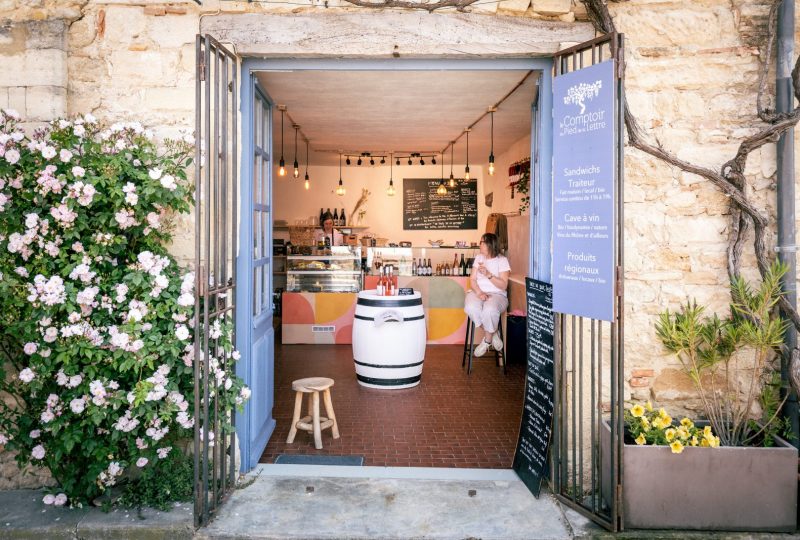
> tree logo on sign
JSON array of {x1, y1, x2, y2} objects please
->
[{"x1": 564, "y1": 81, "x2": 603, "y2": 114}]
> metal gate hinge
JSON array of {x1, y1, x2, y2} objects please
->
[{"x1": 199, "y1": 63, "x2": 206, "y2": 82}]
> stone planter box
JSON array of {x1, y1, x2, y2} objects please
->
[{"x1": 601, "y1": 419, "x2": 797, "y2": 532}]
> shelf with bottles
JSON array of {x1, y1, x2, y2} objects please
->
[{"x1": 365, "y1": 246, "x2": 478, "y2": 277}]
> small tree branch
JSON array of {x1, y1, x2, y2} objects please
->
[{"x1": 341, "y1": 0, "x2": 480, "y2": 12}]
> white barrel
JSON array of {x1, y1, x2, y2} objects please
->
[{"x1": 352, "y1": 290, "x2": 426, "y2": 389}]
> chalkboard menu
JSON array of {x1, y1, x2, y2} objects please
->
[
  {"x1": 402, "y1": 178, "x2": 477, "y2": 230},
  {"x1": 512, "y1": 278, "x2": 555, "y2": 498}
]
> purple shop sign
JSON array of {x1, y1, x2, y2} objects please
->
[{"x1": 552, "y1": 60, "x2": 616, "y2": 322}]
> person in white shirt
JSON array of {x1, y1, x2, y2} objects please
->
[
  {"x1": 313, "y1": 212, "x2": 344, "y2": 247},
  {"x1": 464, "y1": 232, "x2": 510, "y2": 357}
]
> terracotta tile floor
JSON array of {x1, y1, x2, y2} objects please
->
[{"x1": 259, "y1": 343, "x2": 526, "y2": 468}]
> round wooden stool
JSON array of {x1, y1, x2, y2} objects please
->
[{"x1": 286, "y1": 377, "x2": 340, "y2": 449}]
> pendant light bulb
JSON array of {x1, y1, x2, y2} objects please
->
[
  {"x1": 436, "y1": 179, "x2": 447, "y2": 196},
  {"x1": 304, "y1": 139, "x2": 310, "y2": 190},
  {"x1": 449, "y1": 141, "x2": 455, "y2": 186},
  {"x1": 278, "y1": 107, "x2": 286, "y2": 177},
  {"x1": 292, "y1": 125, "x2": 299, "y2": 178},
  {"x1": 464, "y1": 128, "x2": 471, "y2": 181},
  {"x1": 488, "y1": 110, "x2": 496, "y2": 176},
  {"x1": 336, "y1": 154, "x2": 346, "y2": 196},
  {"x1": 387, "y1": 178, "x2": 395, "y2": 197}
]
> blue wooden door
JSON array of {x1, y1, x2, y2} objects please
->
[{"x1": 236, "y1": 82, "x2": 276, "y2": 470}]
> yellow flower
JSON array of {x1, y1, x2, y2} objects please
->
[
  {"x1": 691, "y1": 435, "x2": 698, "y2": 447},
  {"x1": 670, "y1": 440, "x2": 685, "y2": 454},
  {"x1": 665, "y1": 428, "x2": 676, "y2": 442},
  {"x1": 709, "y1": 436, "x2": 720, "y2": 448},
  {"x1": 700, "y1": 438, "x2": 710, "y2": 447},
  {"x1": 680, "y1": 418, "x2": 694, "y2": 428},
  {"x1": 635, "y1": 433, "x2": 647, "y2": 445},
  {"x1": 676, "y1": 427, "x2": 690, "y2": 440},
  {"x1": 703, "y1": 426, "x2": 712, "y2": 437},
  {"x1": 645, "y1": 401, "x2": 653, "y2": 412},
  {"x1": 651, "y1": 417, "x2": 664, "y2": 429},
  {"x1": 640, "y1": 417, "x2": 651, "y2": 431},
  {"x1": 630, "y1": 404, "x2": 645, "y2": 418}
]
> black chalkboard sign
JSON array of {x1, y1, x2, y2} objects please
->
[
  {"x1": 512, "y1": 278, "x2": 555, "y2": 498},
  {"x1": 402, "y1": 178, "x2": 477, "y2": 230}
]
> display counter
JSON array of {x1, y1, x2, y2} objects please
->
[{"x1": 282, "y1": 273, "x2": 470, "y2": 345}]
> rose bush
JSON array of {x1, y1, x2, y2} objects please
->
[{"x1": 0, "y1": 109, "x2": 249, "y2": 506}]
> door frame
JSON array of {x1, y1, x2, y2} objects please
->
[{"x1": 235, "y1": 57, "x2": 555, "y2": 472}]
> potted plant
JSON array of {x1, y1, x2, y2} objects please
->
[{"x1": 602, "y1": 262, "x2": 797, "y2": 531}]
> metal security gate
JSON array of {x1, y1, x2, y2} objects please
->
[
  {"x1": 551, "y1": 33, "x2": 625, "y2": 532},
  {"x1": 193, "y1": 34, "x2": 239, "y2": 528}
]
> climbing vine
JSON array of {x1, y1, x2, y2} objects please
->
[{"x1": 582, "y1": 0, "x2": 800, "y2": 393}]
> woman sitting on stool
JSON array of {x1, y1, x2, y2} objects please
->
[{"x1": 464, "y1": 232, "x2": 510, "y2": 357}]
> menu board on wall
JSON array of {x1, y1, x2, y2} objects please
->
[
  {"x1": 402, "y1": 178, "x2": 478, "y2": 230},
  {"x1": 552, "y1": 60, "x2": 616, "y2": 321},
  {"x1": 513, "y1": 278, "x2": 555, "y2": 498}
]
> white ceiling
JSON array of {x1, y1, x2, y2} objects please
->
[{"x1": 256, "y1": 70, "x2": 538, "y2": 167}]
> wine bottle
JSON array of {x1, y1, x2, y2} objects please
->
[
  {"x1": 459, "y1": 253, "x2": 466, "y2": 276},
  {"x1": 453, "y1": 253, "x2": 459, "y2": 273},
  {"x1": 319, "y1": 208, "x2": 324, "y2": 227},
  {"x1": 427, "y1": 258, "x2": 432, "y2": 276},
  {"x1": 377, "y1": 267, "x2": 384, "y2": 296},
  {"x1": 325, "y1": 208, "x2": 331, "y2": 224},
  {"x1": 333, "y1": 208, "x2": 339, "y2": 227},
  {"x1": 340, "y1": 208, "x2": 346, "y2": 227}
]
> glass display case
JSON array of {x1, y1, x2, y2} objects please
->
[{"x1": 286, "y1": 246, "x2": 362, "y2": 292}]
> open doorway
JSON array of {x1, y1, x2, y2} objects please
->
[{"x1": 236, "y1": 59, "x2": 552, "y2": 471}]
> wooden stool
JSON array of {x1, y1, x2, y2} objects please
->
[
  {"x1": 461, "y1": 315, "x2": 506, "y2": 375},
  {"x1": 286, "y1": 377, "x2": 340, "y2": 449}
]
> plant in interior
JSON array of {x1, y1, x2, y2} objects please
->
[
  {"x1": 655, "y1": 261, "x2": 790, "y2": 447},
  {"x1": 0, "y1": 109, "x2": 250, "y2": 507}
]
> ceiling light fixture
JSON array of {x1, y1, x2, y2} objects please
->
[
  {"x1": 407, "y1": 157, "x2": 412, "y2": 166},
  {"x1": 432, "y1": 155, "x2": 436, "y2": 165},
  {"x1": 387, "y1": 152, "x2": 396, "y2": 197},
  {"x1": 464, "y1": 128, "x2": 471, "y2": 181},
  {"x1": 488, "y1": 108, "x2": 496, "y2": 176},
  {"x1": 357, "y1": 157, "x2": 362, "y2": 166},
  {"x1": 370, "y1": 157, "x2": 375, "y2": 166},
  {"x1": 395, "y1": 157, "x2": 400, "y2": 166},
  {"x1": 293, "y1": 125, "x2": 300, "y2": 178},
  {"x1": 380, "y1": 156, "x2": 386, "y2": 165},
  {"x1": 336, "y1": 153, "x2": 346, "y2": 196},
  {"x1": 448, "y1": 141, "x2": 455, "y2": 188},
  {"x1": 304, "y1": 139, "x2": 310, "y2": 190},
  {"x1": 278, "y1": 106, "x2": 286, "y2": 177},
  {"x1": 346, "y1": 156, "x2": 351, "y2": 166},
  {"x1": 420, "y1": 158, "x2": 425, "y2": 166}
]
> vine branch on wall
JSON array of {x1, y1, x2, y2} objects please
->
[
  {"x1": 341, "y1": 0, "x2": 480, "y2": 12},
  {"x1": 583, "y1": 0, "x2": 800, "y2": 393}
]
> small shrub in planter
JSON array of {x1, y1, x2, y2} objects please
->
[{"x1": 0, "y1": 109, "x2": 249, "y2": 507}]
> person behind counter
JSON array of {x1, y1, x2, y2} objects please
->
[
  {"x1": 464, "y1": 232, "x2": 510, "y2": 357},
  {"x1": 313, "y1": 212, "x2": 344, "y2": 247}
]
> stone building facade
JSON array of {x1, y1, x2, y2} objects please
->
[{"x1": 1, "y1": 0, "x2": 798, "y2": 487}]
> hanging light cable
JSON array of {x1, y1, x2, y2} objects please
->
[
  {"x1": 278, "y1": 106, "x2": 286, "y2": 177},
  {"x1": 488, "y1": 108, "x2": 496, "y2": 176},
  {"x1": 464, "y1": 128, "x2": 471, "y2": 181},
  {"x1": 448, "y1": 141, "x2": 456, "y2": 188},
  {"x1": 336, "y1": 153, "x2": 346, "y2": 196},
  {"x1": 292, "y1": 125, "x2": 300, "y2": 178},
  {"x1": 387, "y1": 152, "x2": 396, "y2": 197},
  {"x1": 304, "y1": 139, "x2": 310, "y2": 190}
]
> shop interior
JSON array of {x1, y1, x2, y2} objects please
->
[{"x1": 258, "y1": 70, "x2": 538, "y2": 468}]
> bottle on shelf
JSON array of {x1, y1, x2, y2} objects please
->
[
  {"x1": 459, "y1": 253, "x2": 466, "y2": 276},
  {"x1": 377, "y1": 266, "x2": 385, "y2": 295},
  {"x1": 453, "y1": 253, "x2": 459, "y2": 274},
  {"x1": 325, "y1": 208, "x2": 331, "y2": 224},
  {"x1": 333, "y1": 208, "x2": 339, "y2": 226},
  {"x1": 319, "y1": 208, "x2": 324, "y2": 227},
  {"x1": 340, "y1": 208, "x2": 346, "y2": 227},
  {"x1": 427, "y1": 258, "x2": 432, "y2": 276},
  {"x1": 412, "y1": 258, "x2": 417, "y2": 276}
]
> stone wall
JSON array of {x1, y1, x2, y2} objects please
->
[{"x1": 0, "y1": 0, "x2": 797, "y2": 486}]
